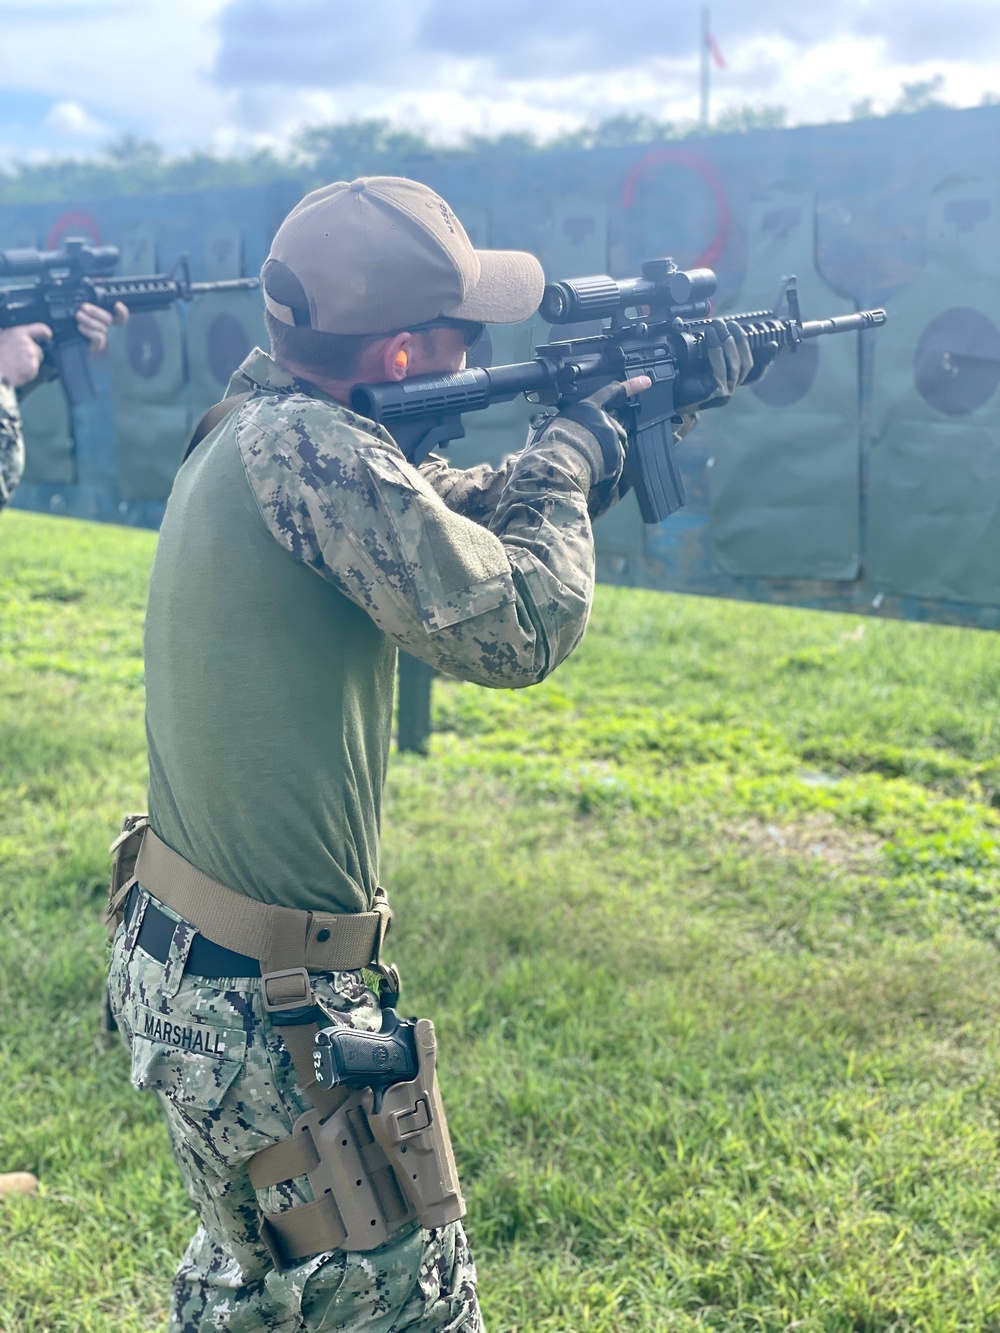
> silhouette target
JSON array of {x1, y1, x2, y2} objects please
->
[{"x1": 914, "y1": 307, "x2": 1000, "y2": 416}]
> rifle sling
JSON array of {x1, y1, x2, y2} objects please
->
[{"x1": 182, "y1": 391, "x2": 251, "y2": 464}]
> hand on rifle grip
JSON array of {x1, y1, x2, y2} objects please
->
[
  {"x1": 75, "y1": 301, "x2": 129, "y2": 355},
  {"x1": 549, "y1": 377, "x2": 651, "y2": 520},
  {"x1": 0, "y1": 323, "x2": 51, "y2": 388}
]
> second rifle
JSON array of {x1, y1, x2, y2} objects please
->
[{"x1": 0, "y1": 237, "x2": 260, "y2": 405}]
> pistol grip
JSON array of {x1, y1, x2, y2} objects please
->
[{"x1": 53, "y1": 333, "x2": 96, "y2": 405}]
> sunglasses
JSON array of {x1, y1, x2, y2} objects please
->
[{"x1": 408, "y1": 317, "x2": 485, "y2": 351}]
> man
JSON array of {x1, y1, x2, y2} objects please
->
[
  {"x1": 0, "y1": 302, "x2": 126, "y2": 511},
  {"x1": 107, "y1": 177, "x2": 759, "y2": 1331},
  {"x1": 0, "y1": 298, "x2": 126, "y2": 1202}
]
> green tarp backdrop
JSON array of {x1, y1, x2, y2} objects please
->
[{"x1": 7, "y1": 107, "x2": 1000, "y2": 629}]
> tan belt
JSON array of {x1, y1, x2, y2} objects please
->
[
  {"x1": 121, "y1": 826, "x2": 391, "y2": 976},
  {"x1": 109, "y1": 820, "x2": 406, "y2": 1266}
]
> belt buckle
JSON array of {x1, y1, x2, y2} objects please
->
[{"x1": 261, "y1": 968, "x2": 316, "y2": 1026}]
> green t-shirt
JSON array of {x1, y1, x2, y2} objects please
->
[{"x1": 145, "y1": 407, "x2": 394, "y2": 916}]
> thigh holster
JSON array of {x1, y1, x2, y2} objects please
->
[{"x1": 248, "y1": 1015, "x2": 465, "y2": 1267}]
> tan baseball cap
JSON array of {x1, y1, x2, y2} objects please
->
[{"x1": 262, "y1": 176, "x2": 544, "y2": 336}]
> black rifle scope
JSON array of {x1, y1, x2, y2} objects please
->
[
  {"x1": 0, "y1": 237, "x2": 120, "y2": 279},
  {"x1": 540, "y1": 257, "x2": 716, "y2": 325}
]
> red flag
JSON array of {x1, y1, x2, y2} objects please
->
[{"x1": 705, "y1": 30, "x2": 727, "y2": 70}]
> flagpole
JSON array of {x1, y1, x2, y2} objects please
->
[{"x1": 700, "y1": 6, "x2": 710, "y2": 133}]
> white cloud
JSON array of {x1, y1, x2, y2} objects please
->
[
  {"x1": 0, "y1": 0, "x2": 228, "y2": 152},
  {"x1": 200, "y1": 1, "x2": 1000, "y2": 150},
  {"x1": 45, "y1": 99, "x2": 111, "y2": 138},
  {"x1": 1, "y1": 0, "x2": 1000, "y2": 159}
]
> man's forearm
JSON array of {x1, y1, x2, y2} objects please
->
[{"x1": 417, "y1": 451, "x2": 520, "y2": 524}]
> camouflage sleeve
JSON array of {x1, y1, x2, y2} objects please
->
[
  {"x1": 417, "y1": 452, "x2": 520, "y2": 525},
  {"x1": 237, "y1": 397, "x2": 602, "y2": 688},
  {"x1": 0, "y1": 383, "x2": 24, "y2": 512}
]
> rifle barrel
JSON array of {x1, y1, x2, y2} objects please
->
[
  {"x1": 722, "y1": 308, "x2": 886, "y2": 352},
  {"x1": 799, "y1": 309, "x2": 886, "y2": 338},
  {"x1": 188, "y1": 278, "x2": 261, "y2": 295},
  {"x1": 88, "y1": 274, "x2": 260, "y2": 313}
]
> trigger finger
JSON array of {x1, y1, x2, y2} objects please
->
[{"x1": 586, "y1": 380, "x2": 627, "y2": 411}]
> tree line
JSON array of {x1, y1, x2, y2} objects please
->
[{"x1": 0, "y1": 79, "x2": 991, "y2": 206}]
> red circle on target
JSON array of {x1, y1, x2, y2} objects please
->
[
  {"x1": 46, "y1": 210, "x2": 102, "y2": 249},
  {"x1": 620, "y1": 148, "x2": 731, "y2": 269}
]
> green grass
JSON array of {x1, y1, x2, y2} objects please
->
[{"x1": 1, "y1": 507, "x2": 999, "y2": 1331}]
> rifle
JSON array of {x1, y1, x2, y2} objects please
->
[
  {"x1": 0, "y1": 237, "x2": 260, "y2": 406},
  {"x1": 352, "y1": 259, "x2": 887, "y2": 524}
]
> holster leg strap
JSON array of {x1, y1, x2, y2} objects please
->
[
  {"x1": 260, "y1": 1193, "x2": 349, "y2": 1270},
  {"x1": 253, "y1": 1098, "x2": 417, "y2": 1264},
  {"x1": 250, "y1": 1108, "x2": 325, "y2": 1190}
]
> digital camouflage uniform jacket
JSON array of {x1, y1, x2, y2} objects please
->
[
  {"x1": 0, "y1": 383, "x2": 24, "y2": 511},
  {"x1": 222, "y1": 346, "x2": 609, "y2": 686}
]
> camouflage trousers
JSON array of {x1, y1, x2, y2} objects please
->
[{"x1": 108, "y1": 886, "x2": 482, "y2": 1332}]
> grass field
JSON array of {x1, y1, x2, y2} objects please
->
[{"x1": 1, "y1": 507, "x2": 999, "y2": 1332}]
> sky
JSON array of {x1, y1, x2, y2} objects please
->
[{"x1": 1, "y1": 0, "x2": 998, "y2": 163}]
